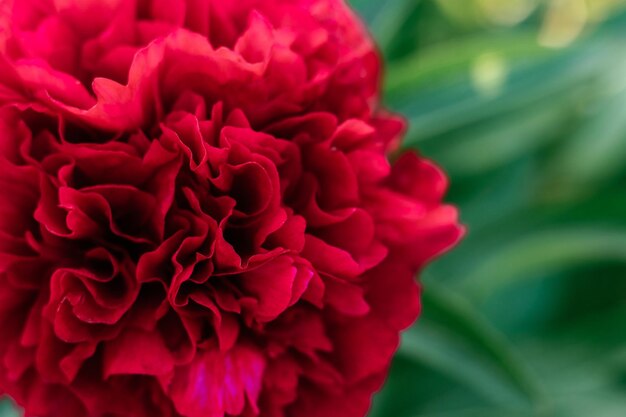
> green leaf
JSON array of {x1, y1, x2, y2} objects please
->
[
  {"x1": 385, "y1": 31, "x2": 550, "y2": 96},
  {"x1": 0, "y1": 399, "x2": 19, "y2": 417},
  {"x1": 397, "y1": 45, "x2": 610, "y2": 143},
  {"x1": 368, "y1": 0, "x2": 420, "y2": 51},
  {"x1": 542, "y1": 82, "x2": 626, "y2": 196},
  {"x1": 398, "y1": 282, "x2": 547, "y2": 411},
  {"x1": 429, "y1": 101, "x2": 567, "y2": 176},
  {"x1": 461, "y1": 228, "x2": 626, "y2": 300}
]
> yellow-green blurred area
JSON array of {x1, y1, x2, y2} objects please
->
[{"x1": 346, "y1": 0, "x2": 626, "y2": 416}]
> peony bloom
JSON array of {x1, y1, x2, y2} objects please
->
[{"x1": 0, "y1": 0, "x2": 463, "y2": 416}]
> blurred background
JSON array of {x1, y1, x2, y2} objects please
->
[
  {"x1": 346, "y1": 0, "x2": 626, "y2": 416},
  {"x1": 3, "y1": 1, "x2": 626, "y2": 416}
]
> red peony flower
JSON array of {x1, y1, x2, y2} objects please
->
[{"x1": 0, "y1": 0, "x2": 464, "y2": 416}]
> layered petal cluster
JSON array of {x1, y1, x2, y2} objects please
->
[{"x1": 0, "y1": 1, "x2": 464, "y2": 416}]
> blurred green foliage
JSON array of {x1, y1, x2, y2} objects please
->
[
  {"x1": 3, "y1": 1, "x2": 626, "y2": 416},
  {"x1": 347, "y1": 0, "x2": 626, "y2": 416}
]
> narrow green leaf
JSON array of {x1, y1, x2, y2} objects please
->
[
  {"x1": 543, "y1": 79, "x2": 626, "y2": 194},
  {"x1": 0, "y1": 399, "x2": 19, "y2": 417},
  {"x1": 385, "y1": 31, "x2": 550, "y2": 95},
  {"x1": 429, "y1": 101, "x2": 566, "y2": 176},
  {"x1": 462, "y1": 228, "x2": 626, "y2": 299},
  {"x1": 399, "y1": 282, "x2": 547, "y2": 410},
  {"x1": 368, "y1": 0, "x2": 420, "y2": 50}
]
